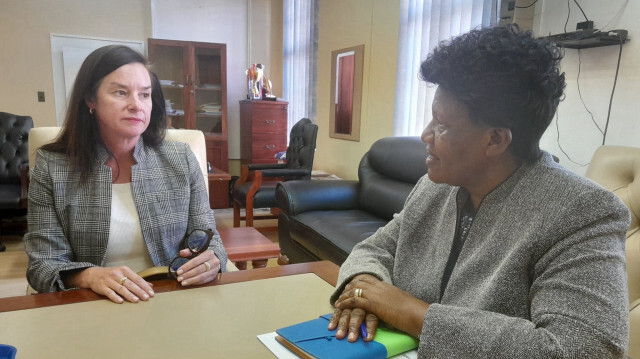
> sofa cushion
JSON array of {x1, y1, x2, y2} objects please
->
[
  {"x1": 358, "y1": 137, "x2": 428, "y2": 220},
  {"x1": 232, "y1": 180, "x2": 279, "y2": 208},
  {"x1": 289, "y1": 210, "x2": 388, "y2": 265}
]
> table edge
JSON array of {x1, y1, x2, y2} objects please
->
[{"x1": 0, "y1": 261, "x2": 339, "y2": 313}]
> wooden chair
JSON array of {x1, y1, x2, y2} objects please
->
[{"x1": 232, "y1": 118, "x2": 318, "y2": 230}]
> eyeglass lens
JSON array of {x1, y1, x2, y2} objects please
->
[
  {"x1": 186, "y1": 229, "x2": 211, "y2": 253},
  {"x1": 168, "y1": 229, "x2": 213, "y2": 279},
  {"x1": 169, "y1": 257, "x2": 189, "y2": 278}
]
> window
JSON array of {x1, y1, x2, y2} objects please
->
[
  {"x1": 283, "y1": 0, "x2": 318, "y2": 134},
  {"x1": 393, "y1": 0, "x2": 497, "y2": 136}
]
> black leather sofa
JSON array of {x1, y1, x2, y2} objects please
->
[{"x1": 276, "y1": 136, "x2": 428, "y2": 265}]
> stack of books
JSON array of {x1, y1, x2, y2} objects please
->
[{"x1": 197, "y1": 103, "x2": 222, "y2": 115}]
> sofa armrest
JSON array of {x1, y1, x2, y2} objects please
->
[{"x1": 276, "y1": 180, "x2": 360, "y2": 216}]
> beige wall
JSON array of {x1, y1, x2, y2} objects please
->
[
  {"x1": 0, "y1": 0, "x2": 395, "y2": 180},
  {"x1": 315, "y1": 0, "x2": 401, "y2": 180},
  {"x1": 0, "y1": 0, "x2": 151, "y2": 127}
]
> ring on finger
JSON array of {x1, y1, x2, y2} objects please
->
[
  {"x1": 119, "y1": 276, "x2": 128, "y2": 285},
  {"x1": 203, "y1": 261, "x2": 211, "y2": 272},
  {"x1": 354, "y1": 288, "x2": 363, "y2": 298}
]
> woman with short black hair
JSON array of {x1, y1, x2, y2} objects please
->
[{"x1": 329, "y1": 25, "x2": 629, "y2": 358}]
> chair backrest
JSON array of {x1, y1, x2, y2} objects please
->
[
  {"x1": 358, "y1": 136, "x2": 428, "y2": 220},
  {"x1": 585, "y1": 145, "x2": 640, "y2": 358},
  {"x1": 28, "y1": 127, "x2": 209, "y2": 194},
  {"x1": 285, "y1": 118, "x2": 318, "y2": 175},
  {"x1": 165, "y1": 129, "x2": 209, "y2": 194},
  {"x1": 0, "y1": 112, "x2": 33, "y2": 185}
]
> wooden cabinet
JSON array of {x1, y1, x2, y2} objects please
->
[
  {"x1": 208, "y1": 168, "x2": 231, "y2": 209},
  {"x1": 148, "y1": 38, "x2": 228, "y2": 171},
  {"x1": 239, "y1": 100, "x2": 288, "y2": 164}
]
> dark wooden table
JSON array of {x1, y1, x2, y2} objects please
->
[
  {"x1": 218, "y1": 226, "x2": 281, "y2": 270},
  {"x1": 0, "y1": 261, "x2": 338, "y2": 314}
]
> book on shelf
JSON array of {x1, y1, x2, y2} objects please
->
[{"x1": 197, "y1": 102, "x2": 222, "y2": 114}]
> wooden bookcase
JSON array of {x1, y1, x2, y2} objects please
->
[{"x1": 148, "y1": 38, "x2": 228, "y2": 171}]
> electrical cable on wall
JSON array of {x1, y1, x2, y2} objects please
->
[
  {"x1": 576, "y1": 49, "x2": 602, "y2": 134},
  {"x1": 564, "y1": 0, "x2": 571, "y2": 33},
  {"x1": 515, "y1": 0, "x2": 538, "y2": 9},
  {"x1": 553, "y1": 1, "x2": 625, "y2": 161},
  {"x1": 556, "y1": 109, "x2": 590, "y2": 167},
  {"x1": 602, "y1": 35, "x2": 624, "y2": 145},
  {"x1": 554, "y1": 49, "x2": 589, "y2": 166},
  {"x1": 573, "y1": 0, "x2": 589, "y2": 22}
]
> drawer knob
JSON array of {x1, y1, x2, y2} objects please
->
[
  {"x1": 265, "y1": 120, "x2": 276, "y2": 124},
  {"x1": 264, "y1": 145, "x2": 275, "y2": 149}
]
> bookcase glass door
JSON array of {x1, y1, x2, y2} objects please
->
[
  {"x1": 150, "y1": 43, "x2": 187, "y2": 130},
  {"x1": 195, "y1": 46, "x2": 223, "y2": 136},
  {"x1": 148, "y1": 38, "x2": 228, "y2": 172}
]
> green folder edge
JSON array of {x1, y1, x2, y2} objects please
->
[{"x1": 374, "y1": 326, "x2": 419, "y2": 357}]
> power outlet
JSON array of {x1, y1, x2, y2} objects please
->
[
  {"x1": 37, "y1": 91, "x2": 45, "y2": 102},
  {"x1": 577, "y1": 21, "x2": 594, "y2": 30}
]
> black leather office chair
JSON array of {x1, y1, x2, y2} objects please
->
[
  {"x1": 232, "y1": 118, "x2": 318, "y2": 229},
  {"x1": 0, "y1": 112, "x2": 33, "y2": 252}
]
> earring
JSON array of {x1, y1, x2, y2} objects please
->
[{"x1": 89, "y1": 108, "x2": 95, "y2": 115}]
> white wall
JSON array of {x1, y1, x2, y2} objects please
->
[{"x1": 535, "y1": 0, "x2": 638, "y2": 176}]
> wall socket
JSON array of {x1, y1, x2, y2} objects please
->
[
  {"x1": 37, "y1": 91, "x2": 45, "y2": 102},
  {"x1": 577, "y1": 21, "x2": 594, "y2": 30}
]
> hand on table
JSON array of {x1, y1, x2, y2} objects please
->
[
  {"x1": 69, "y1": 266, "x2": 155, "y2": 304},
  {"x1": 174, "y1": 249, "x2": 221, "y2": 287},
  {"x1": 328, "y1": 307, "x2": 379, "y2": 342},
  {"x1": 330, "y1": 274, "x2": 430, "y2": 341}
]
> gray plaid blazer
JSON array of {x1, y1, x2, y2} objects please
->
[{"x1": 25, "y1": 138, "x2": 228, "y2": 292}]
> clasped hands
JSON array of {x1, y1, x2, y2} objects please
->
[
  {"x1": 328, "y1": 274, "x2": 430, "y2": 342},
  {"x1": 67, "y1": 249, "x2": 220, "y2": 304}
]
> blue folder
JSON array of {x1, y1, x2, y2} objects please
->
[
  {"x1": 0, "y1": 345, "x2": 16, "y2": 359},
  {"x1": 276, "y1": 314, "x2": 418, "y2": 359}
]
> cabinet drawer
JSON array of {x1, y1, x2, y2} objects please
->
[
  {"x1": 252, "y1": 133, "x2": 287, "y2": 161},
  {"x1": 252, "y1": 115, "x2": 287, "y2": 134}
]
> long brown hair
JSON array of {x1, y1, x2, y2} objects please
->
[{"x1": 42, "y1": 45, "x2": 166, "y2": 181}]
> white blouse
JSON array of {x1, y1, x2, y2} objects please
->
[{"x1": 103, "y1": 183, "x2": 154, "y2": 272}]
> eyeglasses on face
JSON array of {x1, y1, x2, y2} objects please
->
[{"x1": 168, "y1": 229, "x2": 214, "y2": 279}]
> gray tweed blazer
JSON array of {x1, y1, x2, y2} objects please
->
[
  {"x1": 332, "y1": 152, "x2": 630, "y2": 358},
  {"x1": 25, "y1": 138, "x2": 228, "y2": 292}
]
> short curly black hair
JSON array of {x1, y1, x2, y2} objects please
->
[{"x1": 420, "y1": 24, "x2": 565, "y2": 163}]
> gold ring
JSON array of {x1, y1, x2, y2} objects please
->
[
  {"x1": 203, "y1": 262, "x2": 211, "y2": 272},
  {"x1": 355, "y1": 288, "x2": 362, "y2": 298},
  {"x1": 119, "y1": 276, "x2": 128, "y2": 285}
]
